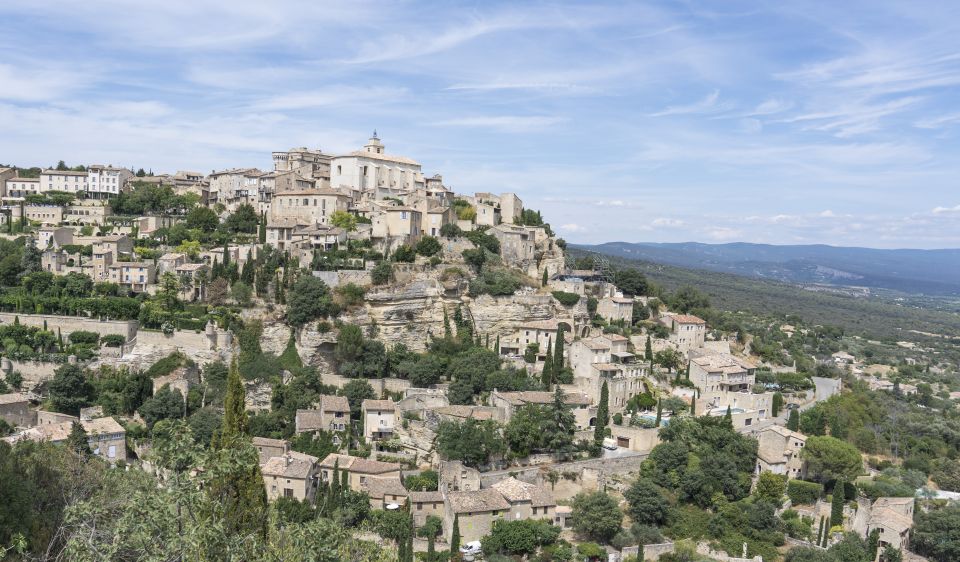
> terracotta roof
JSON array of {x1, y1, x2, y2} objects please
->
[
  {"x1": 690, "y1": 353, "x2": 755, "y2": 373},
  {"x1": 362, "y1": 399, "x2": 396, "y2": 411},
  {"x1": 491, "y1": 477, "x2": 555, "y2": 507},
  {"x1": 319, "y1": 395, "x2": 351, "y2": 413},
  {"x1": 319, "y1": 453, "x2": 401, "y2": 475},
  {"x1": 447, "y1": 488, "x2": 511, "y2": 514}
]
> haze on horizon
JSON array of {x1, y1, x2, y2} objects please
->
[{"x1": 1, "y1": 0, "x2": 958, "y2": 249}]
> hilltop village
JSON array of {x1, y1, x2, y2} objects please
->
[{"x1": 0, "y1": 136, "x2": 956, "y2": 562}]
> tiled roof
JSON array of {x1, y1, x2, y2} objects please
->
[
  {"x1": 342, "y1": 150, "x2": 420, "y2": 166},
  {"x1": 491, "y1": 477, "x2": 555, "y2": 507},
  {"x1": 409, "y1": 491, "x2": 444, "y2": 503},
  {"x1": 362, "y1": 399, "x2": 396, "y2": 411},
  {"x1": 432, "y1": 405, "x2": 499, "y2": 421},
  {"x1": 495, "y1": 391, "x2": 592, "y2": 406},
  {"x1": 671, "y1": 314, "x2": 706, "y2": 324},
  {"x1": 253, "y1": 436, "x2": 288, "y2": 448},
  {"x1": 0, "y1": 392, "x2": 29, "y2": 405},
  {"x1": 361, "y1": 475, "x2": 408, "y2": 499},
  {"x1": 320, "y1": 395, "x2": 351, "y2": 413},
  {"x1": 261, "y1": 451, "x2": 318, "y2": 479},
  {"x1": 82, "y1": 417, "x2": 125, "y2": 436},
  {"x1": 319, "y1": 453, "x2": 401, "y2": 474},
  {"x1": 690, "y1": 353, "x2": 755, "y2": 372},
  {"x1": 447, "y1": 488, "x2": 511, "y2": 514}
]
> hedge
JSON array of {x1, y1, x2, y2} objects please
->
[
  {"x1": 787, "y1": 479, "x2": 823, "y2": 505},
  {"x1": 551, "y1": 291, "x2": 581, "y2": 307}
]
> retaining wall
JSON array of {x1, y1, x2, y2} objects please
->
[{"x1": 0, "y1": 312, "x2": 137, "y2": 341}]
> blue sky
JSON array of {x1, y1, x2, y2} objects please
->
[{"x1": 1, "y1": 0, "x2": 959, "y2": 248}]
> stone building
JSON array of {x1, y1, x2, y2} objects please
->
[
  {"x1": 0, "y1": 392, "x2": 34, "y2": 428},
  {"x1": 295, "y1": 394, "x2": 351, "y2": 436},
  {"x1": 442, "y1": 477, "x2": 556, "y2": 543},
  {"x1": 318, "y1": 453, "x2": 402, "y2": 491},
  {"x1": 754, "y1": 425, "x2": 807, "y2": 479},
  {"x1": 660, "y1": 313, "x2": 706, "y2": 352},
  {"x1": 569, "y1": 334, "x2": 647, "y2": 410},
  {"x1": 361, "y1": 399, "x2": 397, "y2": 441},
  {"x1": 331, "y1": 134, "x2": 423, "y2": 194},
  {"x1": 261, "y1": 451, "x2": 320, "y2": 502}
]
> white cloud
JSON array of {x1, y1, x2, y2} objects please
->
[
  {"x1": 819, "y1": 210, "x2": 836, "y2": 217},
  {"x1": 432, "y1": 116, "x2": 566, "y2": 132},
  {"x1": 649, "y1": 90, "x2": 728, "y2": 117},
  {"x1": 559, "y1": 223, "x2": 587, "y2": 233},
  {"x1": 932, "y1": 204, "x2": 960, "y2": 214},
  {"x1": 252, "y1": 87, "x2": 408, "y2": 111},
  {"x1": 915, "y1": 112, "x2": 960, "y2": 129},
  {"x1": 651, "y1": 218, "x2": 684, "y2": 227}
]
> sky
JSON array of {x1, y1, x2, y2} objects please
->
[{"x1": 1, "y1": 0, "x2": 959, "y2": 249}]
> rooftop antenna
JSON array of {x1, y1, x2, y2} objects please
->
[{"x1": 372, "y1": 129, "x2": 378, "y2": 139}]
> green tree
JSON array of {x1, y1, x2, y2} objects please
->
[
  {"x1": 49, "y1": 363, "x2": 94, "y2": 416},
  {"x1": 341, "y1": 379, "x2": 375, "y2": 420},
  {"x1": 772, "y1": 392, "x2": 784, "y2": 417},
  {"x1": 912, "y1": 503, "x2": 960, "y2": 562},
  {"x1": 436, "y1": 419, "x2": 504, "y2": 468},
  {"x1": 279, "y1": 332, "x2": 302, "y2": 371},
  {"x1": 802, "y1": 436, "x2": 863, "y2": 483},
  {"x1": 624, "y1": 478, "x2": 669, "y2": 526},
  {"x1": 66, "y1": 422, "x2": 91, "y2": 456},
  {"x1": 644, "y1": 335, "x2": 652, "y2": 360},
  {"x1": 594, "y1": 381, "x2": 609, "y2": 445},
  {"x1": 415, "y1": 235, "x2": 442, "y2": 257},
  {"x1": 139, "y1": 385, "x2": 185, "y2": 430},
  {"x1": 207, "y1": 360, "x2": 268, "y2": 539},
  {"x1": 831, "y1": 480, "x2": 846, "y2": 527},
  {"x1": 571, "y1": 491, "x2": 623, "y2": 543},
  {"x1": 755, "y1": 471, "x2": 787, "y2": 505},
  {"x1": 330, "y1": 210, "x2": 358, "y2": 232},
  {"x1": 450, "y1": 514, "x2": 461, "y2": 559},
  {"x1": 554, "y1": 324, "x2": 565, "y2": 369},
  {"x1": 287, "y1": 275, "x2": 335, "y2": 326},
  {"x1": 787, "y1": 408, "x2": 800, "y2": 431}
]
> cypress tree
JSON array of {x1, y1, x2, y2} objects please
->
[
  {"x1": 817, "y1": 516, "x2": 826, "y2": 546},
  {"x1": 222, "y1": 241, "x2": 230, "y2": 266},
  {"x1": 554, "y1": 325, "x2": 565, "y2": 369},
  {"x1": 690, "y1": 396, "x2": 696, "y2": 416},
  {"x1": 66, "y1": 422, "x2": 91, "y2": 456},
  {"x1": 450, "y1": 514, "x2": 461, "y2": 559},
  {"x1": 685, "y1": 362, "x2": 690, "y2": 380},
  {"x1": 772, "y1": 392, "x2": 783, "y2": 417},
  {"x1": 341, "y1": 469, "x2": 348, "y2": 496},
  {"x1": 258, "y1": 211, "x2": 267, "y2": 244},
  {"x1": 542, "y1": 268, "x2": 548, "y2": 287},
  {"x1": 427, "y1": 532, "x2": 436, "y2": 561},
  {"x1": 724, "y1": 405, "x2": 733, "y2": 426},
  {"x1": 541, "y1": 337, "x2": 553, "y2": 387},
  {"x1": 331, "y1": 459, "x2": 341, "y2": 506},
  {"x1": 208, "y1": 359, "x2": 268, "y2": 539},
  {"x1": 655, "y1": 398, "x2": 662, "y2": 426},
  {"x1": 594, "y1": 381, "x2": 609, "y2": 445},
  {"x1": 645, "y1": 335, "x2": 652, "y2": 360},
  {"x1": 831, "y1": 481, "x2": 845, "y2": 528},
  {"x1": 443, "y1": 309, "x2": 452, "y2": 339},
  {"x1": 494, "y1": 334, "x2": 500, "y2": 355},
  {"x1": 787, "y1": 409, "x2": 800, "y2": 431},
  {"x1": 485, "y1": 333, "x2": 490, "y2": 349}
]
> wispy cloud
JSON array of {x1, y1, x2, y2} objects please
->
[
  {"x1": 649, "y1": 90, "x2": 729, "y2": 117},
  {"x1": 915, "y1": 112, "x2": 960, "y2": 129},
  {"x1": 933, "y1": 204, "x2": 960, "y2": 214},
  {"x1": 432, "y1": 116, "x2": 566, "y2": 132}
]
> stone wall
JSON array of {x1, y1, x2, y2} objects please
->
[
  {"x1": 314, "y1": 270, "x2": 373, "y2": 288},
  {"x1": 478, "y1": 452, "x2": 648, "y2": 489},
  {"x1": 2, "y1": 358, "x2": 61, "y2": 388},
  {"x1": 136, "y1": 329, "x2": 212, "y2": 350},
  {"x1": 0, "y1": 312, "x2": 136, "y2": 341}
]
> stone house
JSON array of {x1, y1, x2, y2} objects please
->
[
  {"x1": 597, "y1": 295, "x2": 634, "y2": 325},
  {"x1": 269, "y1": 188, "x2": 351, "y2": 226},
  {"x1": 361, "y1": 475, "x2": 409, "y2": 509},
  {"x1": 253, "y1": 436, "x2": 289, "y2": 464},
  {"x1": 488, "y1": 390, "x2": 593, "y2": 430},
  {"x1": 107, "y1": 261, "x2": 156, "y2": 292},
  {"x1": 157, "y1": 252, "x2": 187, "y2": 275},
  {"x1": 371, "y1": 206, "x2": 422, "y2": 243},
  {"x1": 0, "y1": 392, "x2": 34, "y2": 428},
  {"x1": 660, "y1": 313, "x2": 706, "y2": 351},
  {"x1": 755, "y1": 425, "x2": 807, "y2": 479},
  {"x1": 439, "y1": 460, "x2": 481, "y2": 493},
  {"x1": 489, "y1": 224, "x2": 536, "y2": 268},
  {"x1": 318, "y1": 453, "x2": 402, "y2": 491},
  {"x1": 411, "y1": 490, "x2": 445, "y2": 526},
  {"x1": 261, "y1": 451, "x2": 320, "y2": 502},
  {"x1": 689, "y1": 353, "x2": 755, "y2": 395},
  {"x1": 569, "y1": 334, "x2": 647, "y2": 410},
  {"x1": 442, "y1": 477, "x2": 556, "y2": 543},
  {"x1": 5, "y1": 416, "x2": 127, "y2": 463},
  {"x1": 330, "y1": 134, "x2": 423, "y2": 193},
  {"x1": 423, "y1": 206, "x2": 455, "y2": 237},
  {"x1": 295, "y1": 394, "x2": 351, "y2": 438},
  {"x1": 864, "y1": 497, "x2": 914, "y2": 553},
  {"x1": 36, "y1": 227, "x2": 73, "y2": 250},
  {"x1": 500, "y1": 319, "x2": 567, "y2": 359},
  {"x1": 362, "y1": 399, "x2": 397, "y2": 441}
]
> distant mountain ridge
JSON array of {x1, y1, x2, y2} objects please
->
[{"x1": 574, "y1": 241, "x2": 960, "y2": 295}]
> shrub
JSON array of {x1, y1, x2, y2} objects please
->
[
  {"x1": 335, "y1": 283, "x2": 366, "y2": 307},
  {"x1": 69, "y1": 330, "x2": 99, "y2": 345},
  {"x1": 371, "y1": 261, "x2": 392, "y2": 285},
  {"x1": 415, "y1": 235, "x2": 442, "y2": 257},
  {"x1": 787, "y1": 479, "x2": 823, "y2": 505},
  {"x1": 551, "y1": 291, "x2": 581, "y2": 306},
  {"x1": 465, "y1": 229, "x2": 500, "y2": 254},
  {"x1": 469, "y1": 268, "x2": 522, "y2": 297},
  {"x1": 392, "y1": 245, "x2": 416, "y2": 263},
  {"x1": 439, "y1": 223, "x2": 462, "y2": 238},
  {"x1": 101, "y1": 334, "x2": 126, "y2": 347}
]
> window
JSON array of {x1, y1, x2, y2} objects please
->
[
  {"x1": 284, "y1": 489, "x2": 293, "y2": 498},
  {"x1": 108, "y1": 445, "x2": 116, "y2": 458}
]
